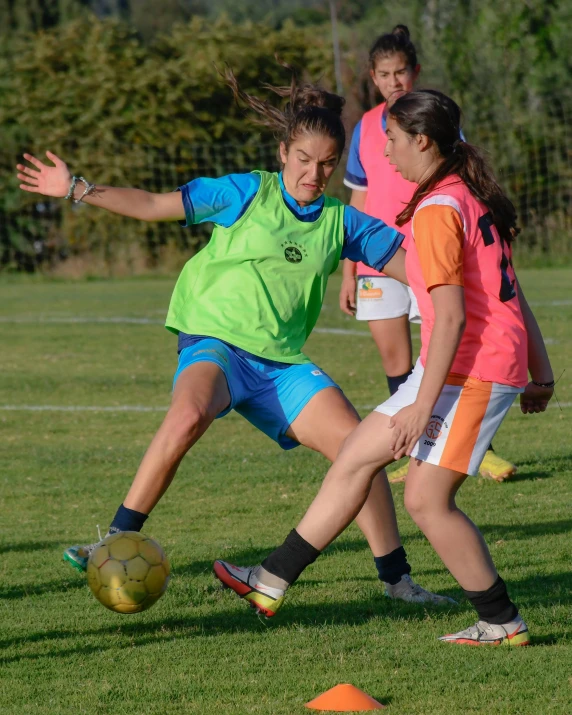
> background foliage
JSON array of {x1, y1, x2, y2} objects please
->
[{"x1": 1, "y1": 0, "x2": 571, "y2": 273}]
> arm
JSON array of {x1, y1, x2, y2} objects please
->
[
  {"x1": 517, "y1": 281, "x2": 554, "y2": 413},
  {"x1": 17, "y1": 151, "x2": 185, "y2": 222},
  {"x1": 390, "y1": 285, "x2": 465, "y2": 458},
  {"x1": 380, "y1": 246, "x2": 407, "y2": 285},
  {"x1": 339, "y1": 189, "x2": 368, "y2": 315},
  {"x1": 388, "y1": 202, "x2": 466, "y2": 458}
]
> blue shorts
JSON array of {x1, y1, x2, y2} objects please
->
[{"x1": 173, "y1": 338, "x2": 341, "y2": 449}]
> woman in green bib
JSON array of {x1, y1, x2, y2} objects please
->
[{"x1": 17, "y1": 69, "x2": 452, "y2": 607}]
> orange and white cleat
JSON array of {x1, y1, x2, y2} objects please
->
[
  {"x1": 439, "y1": 615, "x2": 530, "y2": 646},
  {"x1": 213, "y1": 560, "x2": 285, "y2": 617}
]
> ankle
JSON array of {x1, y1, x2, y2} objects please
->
[{"x1": 109, "y1": 503, "x2": 149, "y2": 533}]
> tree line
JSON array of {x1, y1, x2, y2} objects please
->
[{"x1": 1, "y1": 0, "x2": 570, "y2": 272}]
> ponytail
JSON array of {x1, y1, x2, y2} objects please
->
[
  {"x1": 390, "y1": 90, "x2": 520, "y2": 242},
  {"x1": 221, "y1": 60, "x2": 346, "y2": 158}
]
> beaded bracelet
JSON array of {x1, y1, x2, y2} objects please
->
[
  {"x1": 64, "y1": 175, "x2": 78, "y2": 200},
  {"x1": 64, "y1": 175, "x2": 96, "y2": 203},
  {"x1": 532, "y1": 379, "x2": 555, "y2": 388},
  {"x1": 74, "y1": 176, "x2": 96, "y2": 204}
]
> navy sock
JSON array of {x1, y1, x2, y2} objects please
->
[
  {"x1": 109, "y1": 504, "x2": 149, "y2": 533},
  {"x1": 261, "y1": 529, "x2": 321, "y2": 585},
  {"x1": 464, "y1": 575, "x2": 518, "y2": 625},
  {"x1": 374, "y1": 546, "x2": 411, "y2": 585},
  {"x1": 386, "y1": 368, "x2": 413, "y2": 396}
]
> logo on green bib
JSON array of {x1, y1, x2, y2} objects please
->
[{"x1": 284, "y1": 246, "x2": 303, "y2": 264}]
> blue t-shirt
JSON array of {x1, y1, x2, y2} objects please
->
[
  {"x1": 179, "y1": 171, "x2": 402, "y2": 269},
  {"x1": 177, "y1": 171, "x2": 404, "y2": 356}
]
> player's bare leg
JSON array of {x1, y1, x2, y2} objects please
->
[
  {"x1": 368, "y1": 316, "x2": 413, "y2": 483},
  {"x1": 215, "y1": 403, "x2": 456, "y2": 612},
  {"x1": 64, "y1": 361, "x2": 230, "y2": 571},
  {"x1": 123, "y1": 362, "x2": 230, "y2": 513},
  {"x1": 403, "y1": 459, "x2": 528, "y2": 645}
]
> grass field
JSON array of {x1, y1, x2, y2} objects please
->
[{"x1": 0, "y1": 269, "x2": 570, "y2": 714}]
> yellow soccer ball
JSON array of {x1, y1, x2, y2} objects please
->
[{"x1": 86, "y1": 531, "x2": 170, "y2": 614}]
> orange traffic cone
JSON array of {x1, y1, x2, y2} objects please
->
[{"x1": 305, "y1": 683, "x2": 385, "y2": 711}]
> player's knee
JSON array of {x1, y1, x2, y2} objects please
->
[
  {"x1": 166, "y1": 403, "x2": 212, "y2": 444},
  {"x1": 403, "y1": 487, "x2": 429, "y2": 526}
]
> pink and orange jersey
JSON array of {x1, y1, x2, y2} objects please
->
[
  {"x1": 407, "y1": 176, "x2": 528, "y2": 388},
  {"x1": 344, "y1": 103, "x2": 415, "y2": 276}
]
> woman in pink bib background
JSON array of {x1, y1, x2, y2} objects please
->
[{"x1": 340, "y1": 25, "x2": 516, "y2": 483}]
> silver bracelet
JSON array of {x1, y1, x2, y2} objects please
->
[
  {"x1": 73, "y1": 176, "x2": 96, "y2": 204},
  {"x1": 64, "y1": 175, "x2": 78, "y2": 200}
]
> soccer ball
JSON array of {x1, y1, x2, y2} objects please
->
[{"x1": 86, "y1": 531, "x2": 170, "y2": 614}]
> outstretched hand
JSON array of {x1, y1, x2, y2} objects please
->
[
  {"x1": 520, "y1": 382, "x2": 553, "y2": 414},
  {"x1": 16, "y1": 151, "x2": 72, "y2": 198}
]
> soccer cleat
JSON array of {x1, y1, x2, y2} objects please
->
[
  {"x1": 385, "y1": 574, "x2": 458, "y2": 606},
  {"x1": 439, "y1": 615, "x2": 530, "y2": 646},
  {"x1": 479, "y1": 450, "x2": 517, "y2": 482},
  {"x1": 388, "y1": 460, "x2": 409, "y2": 483},
  {"x1": 213, "y1": 560, "x2": 285, "y2": 617},
  {"x1": 63, "y1": 542, "x2": 99, "y2": 573}
]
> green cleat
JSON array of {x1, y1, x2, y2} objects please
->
[{"x1": 63, "y1": 543, "x2": 98, "y2": 573}]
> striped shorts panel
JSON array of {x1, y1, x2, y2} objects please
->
[{"x1": 375, "y1": 360, "x2": 522, "y2": 475}]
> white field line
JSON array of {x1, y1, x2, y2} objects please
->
[
  {"x1": 529, "y1": 300, "x2": 572, "y2": 307},
  {"x1": 356, "y1": 402, "x2": 570, "y2": 411},
  {"x1": 0, "y1": 402, "x2": 569, "y2": 413},
  {"x1": 0, "y1": 405, "x2": 169, "y2": 412},
  {"x1": 0, "y1": 316, "x2": 164, "y2": 325},
  {"x1": 0, "y1": 316, "x2": 562, "y2": 344}
]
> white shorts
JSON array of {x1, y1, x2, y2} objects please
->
[
  {"x1": 375, "y1": 360, "x2": 522, "y2": 475},
  {"x1": 355, "y1": 276, "x2": 420, "y2": 323}
]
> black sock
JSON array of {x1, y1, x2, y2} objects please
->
[
  {"x1": 109, "y1": 504, "x2": 149, "y2": 533},
  {"x1": 374, "y1": 546, "x2": 411, "y2": 585},
  {"x1": 261, "y1": 529, "x2": 321, "y2": 585},
  {"x1": 387, "y1": 368, "x2": 413, "y2": 396},
  {"x1": 464, "y1": 575, "x2": 518, "y2": 625}
]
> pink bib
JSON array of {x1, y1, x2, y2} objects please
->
[
  {"x1": 356, "y1": 103, "x2": 415, "y2": 276},
  {"x1": 407, "y1": 177, "x2": 528, "y2": 387}
]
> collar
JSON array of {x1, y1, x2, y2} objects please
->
[{"x1": 278, "y1": 172, "x2": 325, "y2": 216}]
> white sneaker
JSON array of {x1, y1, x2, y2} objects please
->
[
  {"x1": 385, "y1": 574, "x2": 458, "y2": 605},
  {"x1": 439, "y1": 615, "x2": 530, "y2": 646}
]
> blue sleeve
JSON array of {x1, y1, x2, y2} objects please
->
[
  {"x1": 341, "y1": 205, "x2": 404, "y2": 271},
  {"x1": 343, "y1": 121, "x2": 368, "y2": 191},
  {"x1": 177, "y1": 173, "x2": 261, "y2": 228}
]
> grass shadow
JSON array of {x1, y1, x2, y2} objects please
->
[
  {"x1": 0, "y1": 577, "x2": 86, "y2": 600},
  {"x1": 0, "y1": 540, "x2": 65, "y2": 555},
  {"x1": 1, "y1": 568, "x2": 568, "y2": 664}
]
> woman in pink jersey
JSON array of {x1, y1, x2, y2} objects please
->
[
  {"x1": 218, "y1": 90, "x2": 555, "y2": 646},
  {"x1": 340, "y1": 26, "x2": 421, "y2": 406},
  {"x1": 340, "y1": 25, "x2": 516, "y2": 483}
]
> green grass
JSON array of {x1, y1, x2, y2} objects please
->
[{"x1": 0, "y1": 269, "x2": 571, "y2": 714}]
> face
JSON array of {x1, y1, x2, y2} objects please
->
[
  {"x1": 370, "y1": 53, "x2": 420, "y2": 107},
  {"x1": 384, "y1": 115, "x2": 429, "y2": 183},
  {"x1": 279, "y1": 134, "x2": 339, "y2": 205}
]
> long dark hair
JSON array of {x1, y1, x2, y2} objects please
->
[
  {"x1": 221, "y1": 61, "x2": 346, "y2": 159},
  {"x1": 369, "y1": 24, "x2": 417, "y2": 70},
  {"x1": 390, "y1": 90, "x2": 520, "y2": 242}
]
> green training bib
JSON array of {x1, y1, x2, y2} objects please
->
[{"x1": 166, "y1": 171, "x2": 345, "y2": 364}]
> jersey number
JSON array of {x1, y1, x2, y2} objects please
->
[{"x1": 478, "y1": 213, "x2": 516, "y2": 302}]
